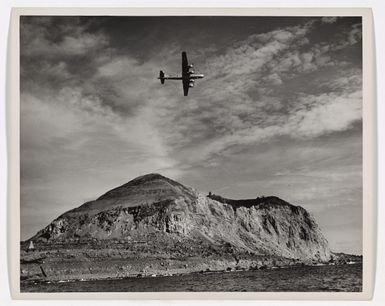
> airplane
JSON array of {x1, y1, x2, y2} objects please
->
[{"x1": 158, "y1": 51, "x2": 204, "y2": 96}]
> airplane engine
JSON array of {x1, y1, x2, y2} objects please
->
[
  {"x1": 189, "y1": 82, "x2": 194, "y2": 88},
  {"x1": 189, "y1": 70, "x2": 195, "y2": 74},
  {"x1": 188, "y1": 64, "x2": 194, "y2": 68}
]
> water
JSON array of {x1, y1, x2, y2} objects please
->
[{"x1": 21, "y1": 263, "x2": 362, "y2": 292}]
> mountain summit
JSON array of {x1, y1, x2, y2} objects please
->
[
  {"x1": 31, "y1": 173, "x2": 331, "y2": 262},
  {"x1": 97, "y1": 173, "x2": 194, "y2": 201}
]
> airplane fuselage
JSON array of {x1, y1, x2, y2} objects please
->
[
  {"x1": 162, "y1": 74, "x2": 204, "y2": 80},
  {"x1": 189, "y1": 74, "x2": 205, "y2": 80}
]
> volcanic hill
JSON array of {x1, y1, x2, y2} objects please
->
[{"x1": 30, "y1": 173, "x2": 331, "y2": 262}]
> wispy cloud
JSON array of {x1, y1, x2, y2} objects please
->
[
  {"x1": 20, "y1": 16, "x2": 108, "y2": 58},
  {"x1": 145, "y1": 20, "x2": 363, "y2": 165},
  {"x1": 321, "y1": 17, "x2": 338, "y2": 24}
]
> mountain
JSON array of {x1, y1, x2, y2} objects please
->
[{"x1": 30, "y1": 173, "x2": 331, "y2": 262}]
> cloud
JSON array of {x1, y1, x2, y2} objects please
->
[
  {"x1": 319, "y1": 72, "x2": 362, "y2": 92},
  {"x1": 20, "y1": 17, "x2": 363, "y2": 163},
  {"x1": 20, "y1": 17, "x2": 363, "y2": 170},
  {"x1": 162, "y1": 79, "x2": 362, "y2": 168},
  {"x1": 20, "y1": 17, "x2": 108, "y2": 58},
  {"x1": 153, "y1": 41, "x2": 362, "y2": 165},
  {"x1": 321, "y1": 17, "x2": 338, "y2": 24},
  {"x1": 287, "y1": 90, "x2": 362, "y2": 137},
  {"x1": 205, "y1": 23, "x2": 313, "y2": 81},
  {"x1": 330, "y1": 23, "x2": 362, "y2": 50},
  {"x1": 20, "y1": 85, "x2": 182, "y2": 217},
  {"x1": 264, "y1": 73, "x2": 283, "y2": 85},
  {"x1": 197, "y1": 19, "x2": 360, "y2": 104}
]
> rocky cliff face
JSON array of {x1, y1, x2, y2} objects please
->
[{"x1": 31, "y1": 173, "x2": 331, "y2": 262}]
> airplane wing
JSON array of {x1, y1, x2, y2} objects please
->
[
  {"x1": 182, "y1": 51, "x2": 188, "y2": 74},
  {"x1": 182, "y1": 51, "x2": 189, "y2": 96},
  {"x1": 183, "y1": 78, "x2": 189, "y2": 96}
]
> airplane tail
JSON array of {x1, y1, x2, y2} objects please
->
[{"x1": 159, "y1": 70, "x2": 165, "y2": 84}]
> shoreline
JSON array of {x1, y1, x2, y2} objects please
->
[
  {"x1": 23, "y1": 262, "x2": 363, "y2": 284},
  {"x1": 20, "y1": 263, "x2": 363, "y2": 293},
  {"x1": 21, "y1": 255, "x2": 362, "y2": 285},
  {"x1": 20, "y1": 242, "x2": 362, "y2": 284}
]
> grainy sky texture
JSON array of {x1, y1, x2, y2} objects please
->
[{"x1": 20, "y1": 16, "x2": 362, "y2": 254}]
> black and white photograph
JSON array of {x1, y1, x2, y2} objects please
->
[{"x1": 13, "y1": 10, "x2": 374, "y2": 296}]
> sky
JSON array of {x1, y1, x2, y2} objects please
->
[{"x1": 20, "y1": 16, "x2": 362, "y2": 254}]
